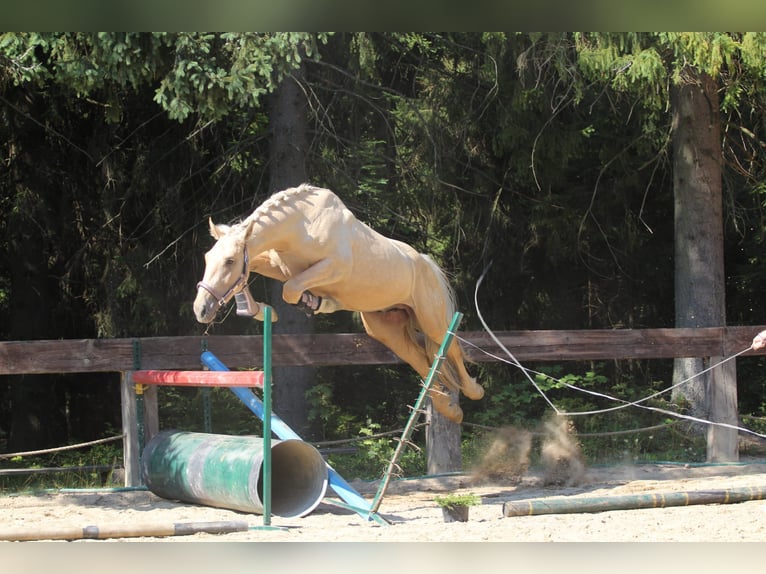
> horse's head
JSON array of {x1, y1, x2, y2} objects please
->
[{"x1": 193, "y1": 218, "x2": 254, "y2": 323}]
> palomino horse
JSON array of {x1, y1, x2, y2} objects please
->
[{"x1": 193, "y1": 184, "x2": 484, "y2": 423}]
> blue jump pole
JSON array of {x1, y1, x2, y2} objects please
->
[{"x1": 200, "y1": 350, "x2": 383, "y2": 523}]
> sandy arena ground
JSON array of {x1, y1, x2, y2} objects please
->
[{"x1": 2, "y1": 458, "x2": 766, "y2": 543}]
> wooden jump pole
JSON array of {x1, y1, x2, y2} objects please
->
[
  {"x1": 502, "y1": 485, "x2": 766, "y2": 517},
  {"x1": 0, "y1": 520, "x2": 249, "y2": 542}
]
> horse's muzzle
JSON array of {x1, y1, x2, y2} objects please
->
[{"x1": 193, "y1": 289, "x2": 218, "y2": 324}]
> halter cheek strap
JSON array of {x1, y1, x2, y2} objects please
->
[{"x1": 196, "y1": 246, "x2": 250, "y2": 309}]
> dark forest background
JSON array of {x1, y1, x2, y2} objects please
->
[{"x1": 1, "y1": 33, "x2": 765, "y2": 465}]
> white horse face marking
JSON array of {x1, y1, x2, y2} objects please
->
[{"x1": 193, "y1": 225, "x2": 249, "y2": 323}]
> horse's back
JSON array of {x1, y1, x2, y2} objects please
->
[
  {"x1": 268, "y1": 184, "x2": 437, "y2": 310},
  {"x1": 286, "y1": 184, "x2": 348, "y2": 212}
]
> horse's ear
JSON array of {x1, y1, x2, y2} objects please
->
[
  {"x1": 243, "y1": 218, "x2": 256, "y2": 239},
  {"x1": 209, "y1": 218, "x2": 226, "y2": 239}
]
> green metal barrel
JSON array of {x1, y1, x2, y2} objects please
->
[{"x1": 142, "y1": 431, "x2": 328, "y2": 518}]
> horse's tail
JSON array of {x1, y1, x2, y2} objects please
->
[
  {"x1": 421, "y1": 253, "x2": 457, "y2": 318},
  {"x1": 408, "y1": 254, "x2": 466, "y2": 393}
]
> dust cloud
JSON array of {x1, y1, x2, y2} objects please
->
[{"x1": 470, "y1": 414, "x2": 587, "y2": 486}]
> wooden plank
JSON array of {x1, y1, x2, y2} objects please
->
[
  {"x1": 723, "y1": 326, "x2": 766, "y2": 356},
  {"x1": 462, "y1": 327, "x2": 727, "y2": 361},
  {"x1": 0, "y1": 334, "x2": 398, "y2": 374},
  {"x1": 0, "y1": 338, "x2": 138, "y2": 374},
  {"x1": 1, "y1": 326, "x2": 764, "y2": 375},
  {"x1": 203, "y1": 333, "x2": 400, "y2": 368},
  {"x1": 132, "y1": 370, "x2": 264, "y2": 387}
]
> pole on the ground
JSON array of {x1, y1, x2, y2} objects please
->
[{"x1": 502, "y1": 486, "x2": 766, "y2": 517}]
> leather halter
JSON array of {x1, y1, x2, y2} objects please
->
[{"x1": 196, "y1": 246, "x2": 250, "y2": 309}]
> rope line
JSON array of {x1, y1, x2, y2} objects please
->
[
  {"x1": 311, "y1": 423, "x2": 428, "y2": 448},
  {"x1": 0, "y1": 435, "x2": 124, "y2": 461},
  {"x1": 472, "y1": 264, "x2": 766, "y2": 440}
]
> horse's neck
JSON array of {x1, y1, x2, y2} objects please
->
[{"x1": 243, "y1": 185, "x2": 318, "y2": 252}]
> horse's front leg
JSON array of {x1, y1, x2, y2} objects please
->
[
  {"x1": 251, "y1": 251, "x2": 341, "y2": 316},
  {"x1": 233, "y1": 286, "x2": 278, "y2": 322},
  {"x1": 226, "y1": 250, "x2": 287, "y2": 322},
  {"x1": 282, "y1": 258, "x2": 348, "y2": 315}
]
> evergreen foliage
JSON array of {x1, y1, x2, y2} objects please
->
[{"x1": 1, "y1": 33, "x2": 765, "y2": 473}]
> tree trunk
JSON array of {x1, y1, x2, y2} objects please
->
[
  {"x1": 267, "y1": 64, "x2": 318, "y2": 439},
  {"x1": 6, "y1": 200, "x2": 67, "y2": 451},
  {"x1": 5, "y1": 103, "x2": 68, "y2": 451},
  {"x1": 670, "y1": 68, "x2": 737, "y2": 460}
]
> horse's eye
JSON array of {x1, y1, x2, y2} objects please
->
[{"x1": 225, "y1": 258, "x2": 235, "y2": 266}]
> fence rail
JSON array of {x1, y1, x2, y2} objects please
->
[{"x1": 1, "y1": 326, "x2": 764, "y2": 375}]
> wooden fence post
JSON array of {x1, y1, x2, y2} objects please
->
[
  {"x1": 120, "y1": 371, "x2": 159, "y2": 486},
  {"x1": 120, "y1": 371, "x2": 139, "y2": 487},
  {"x1": 425, "y1": 390, "x2": 462, "y2": 474},
  {"x1": 706, "y1": 356, "x2": 739, "y2": 462}
]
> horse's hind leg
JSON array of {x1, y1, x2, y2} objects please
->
[
  {"x1": 410, "y1": 272, "x2": 484, "y2": 403},
  {"x1": 360, "y1": 310, "x2": 464, "y2": 423},
  {"x1": 446, "y1": 341, "x2": 484, "y2": 400}
]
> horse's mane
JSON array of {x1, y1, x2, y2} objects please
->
[{"x1": 240, "y1": 183, "x2": 319, "y2": 227}]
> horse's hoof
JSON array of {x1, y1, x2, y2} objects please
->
[
  {"x1": 430, "y1": 388, "x2": 464, "y2": 423},
  {"x1": 461, "y1": 377, "x2": 485, "y2": 401},
  {"x1": 438, "y1": 404, "x2": 464, "y2": 424},
  {"x1": 295, "y1": 292, "x2": 322, "y2": 316}
]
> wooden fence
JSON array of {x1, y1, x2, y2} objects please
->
[{"x1": 1, "y1": 326, "x2": 765, "y2": 484}]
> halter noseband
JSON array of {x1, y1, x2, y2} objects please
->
[{"x1": 196, "y1": 246, "x2": 250, "y2": 310}]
